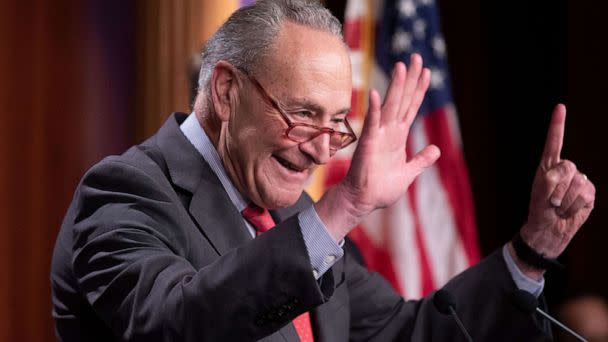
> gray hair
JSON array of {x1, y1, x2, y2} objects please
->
[{"x1": 197, "y1": 0, "x2": 343, "y2": 96}]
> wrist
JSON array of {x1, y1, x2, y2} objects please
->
[
  {"x1": 510, "y1": 231, "x2": 564, "y2": 272},
  {"x1": 520, "y1": 222, "x2": 569, "y2": 258},
  {"x1": 507, "y1": 242, "x2": 546, "y2": 281},
  {"x1": 314, "y1": 183, "x2": 370, "y2": 243}
]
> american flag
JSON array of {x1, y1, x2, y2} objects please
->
[{"x1": 309, "y1": 0, "x2": 481, "y2": 299}]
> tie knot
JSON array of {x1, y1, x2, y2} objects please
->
[{"x1": 241, "y1": 203, "x2": 275, "y2": 234}]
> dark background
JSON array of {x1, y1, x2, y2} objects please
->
[
  {"x1": 441, "y1": 0, "x2": 607, "y2": 307},
  {"x1": 326, "y1": 0, "x2": 607, "y2": 308}
]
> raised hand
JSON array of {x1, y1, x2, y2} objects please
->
[
  {"x1": 520, "y1": 104, "x2": 596, "y2": 259},
  {"x1": 316, "y1": 54, "x2": 440, "y2": 242}
]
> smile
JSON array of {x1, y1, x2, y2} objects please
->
[{"x1": 273, "y1": 155, "x2": 306, "y2": 173}]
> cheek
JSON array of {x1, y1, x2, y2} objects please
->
[
  {"x1": 233, "y1": 126, "x2": 287, "y2": 184},
  {"x1": 233, "y1": 111, "x2": 287, "y2": 150}
]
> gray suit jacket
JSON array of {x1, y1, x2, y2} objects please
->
[{"x1": 51, "y1": 113, "x2": 550, "y2": 341}]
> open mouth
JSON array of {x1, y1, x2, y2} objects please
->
[{"x1": 273, "y1": 155, "x2": 305, "y2": 173}]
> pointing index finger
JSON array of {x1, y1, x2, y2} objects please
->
[{"x1": 541, "y1": 104, "x2": 566, "y2": 169}]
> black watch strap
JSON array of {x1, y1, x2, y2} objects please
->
[{"x1": 512, "y1": 233, "x2": 564, "y2": 270}]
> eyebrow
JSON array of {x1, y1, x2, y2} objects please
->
[{"x1": 281, "y1": 97, "x2": 351, "y2": 117}]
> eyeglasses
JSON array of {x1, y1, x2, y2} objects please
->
[{"x1": 239, "y1": 69, "x2": 357, "y2": 151}]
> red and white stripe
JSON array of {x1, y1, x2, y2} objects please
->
[{"x1": 321, "y1": 0, "x2": 481, "y2": 300}]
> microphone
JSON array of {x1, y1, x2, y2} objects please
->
[
  {"x1": 433, "y1": 289, "x2": 474, "y2": 342},
  {"x1": 511, "y1": 289, "x2": 588, "y2": 342}
]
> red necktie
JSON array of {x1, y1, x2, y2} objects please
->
[{"x1": 241, "y1": 203, "x2": 315, "y2": 342}]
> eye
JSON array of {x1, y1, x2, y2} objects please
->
[
  {"x1": 294, "y1": 110, "x2": 314, "y2": 118},
  {"x1": 289, "y1": 110, "x2": 315, "y2": 121}
]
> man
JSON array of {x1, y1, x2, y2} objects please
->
[{"x1": 51, "y1": 0, "x2": 596, "y2": 341}]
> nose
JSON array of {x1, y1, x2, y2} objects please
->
[{"x1": 298, "y1": 133, "x2": 333, "y2": 165}]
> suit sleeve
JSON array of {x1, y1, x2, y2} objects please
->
[
  {"x1": 70, "y1": 159, "x2": 327, "y2": 341},
  {"x1": 341, "y1": 245, "x2": 551, "y2": 341}
]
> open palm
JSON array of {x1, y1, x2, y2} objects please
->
[{"x1": 344, "y1": 54, "x2": 440, "y2": 216}]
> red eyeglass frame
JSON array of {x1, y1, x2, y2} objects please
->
[{"x1": 239, "y1": 69, "x2": 358, "y2": 150}]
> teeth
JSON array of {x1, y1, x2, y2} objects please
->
[{"x1": 276, "y1": 156, "x2": 302, "y2": 172}]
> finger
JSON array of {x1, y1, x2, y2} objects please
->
[
  {"x1": 406, "y1": 144, "x2": 440, "y2": 180},
  {"x1": 403, "y1": 68, "x2": 431, "y2": 129},
  {"x1": 541, "y1": 103, "x2": 566, "y2": 169},
  {"x1": 361, "y1": 89, "x2": 382, "y2": 136},
  {"x1": 381, "y1": 62, "x2": 406, "y2": 123},
  {"x1": 397, "y1": 54, "x2": 423, "y2": 120},
  {"x1": 561, "y1": 191, "x2": 595, "y2": 218},
  {"x1": 556, "y1": 171, "x2": 585, "y2": 213},
  {"x1": 546, "y1": 160, "x2": 577, "y2": 207},
  {"x1": 559, "y1": 173, "x2": 595, "y2": 216}
]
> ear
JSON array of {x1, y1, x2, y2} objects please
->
[{"x1": 210, "y1": 61, "x2": 240, "y2": 122}]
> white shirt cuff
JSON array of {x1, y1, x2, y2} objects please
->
[
  {"x1": 298, "y1": 206, "x2": 344, "y2": 279},
  {"x1": 502, "y1": 244, "x2": 545, "y2": 297}
]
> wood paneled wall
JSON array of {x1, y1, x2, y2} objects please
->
[
  {"x1": 1, "y1": 1, "x2": 88, "y2": 340},
  {"x1": 0, "y1": 1, "x2": 235, "y2": 340},
  {"x1": 134, "y1": 0, "x2": 237, "y2": 141}
]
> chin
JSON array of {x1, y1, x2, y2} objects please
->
[{"x1": 259, "y1": 187, "x2": 302, "y2": 209}]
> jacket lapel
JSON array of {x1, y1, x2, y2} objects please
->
[
  {"x1": 189, "y1": 175, "x2": 253, "y2": 255},
  {"x1": 155, "y1": 113, "x2": 252, "y2": 256},
  {"x1": 156, "y1": 114, "x2": 342, "y2": 341}
]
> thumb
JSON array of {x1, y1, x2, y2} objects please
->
[{"x1": 407, "y1": 144, "x2": 440, "y2": 178}]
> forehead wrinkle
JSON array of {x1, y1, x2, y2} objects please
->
[
  {"x1": 275, "y1": 61, "x2": 351, "y2": 116},
  {"x1": 258, "y1": 21, "x2": 352, "y2": 118},
  {"x1": 282, "y1": 96, "x2": 351, "y2": 117}
]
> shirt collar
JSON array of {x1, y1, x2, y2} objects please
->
[{"x1": 180, "y1": 113, "x2": 249, "y2": 213}]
